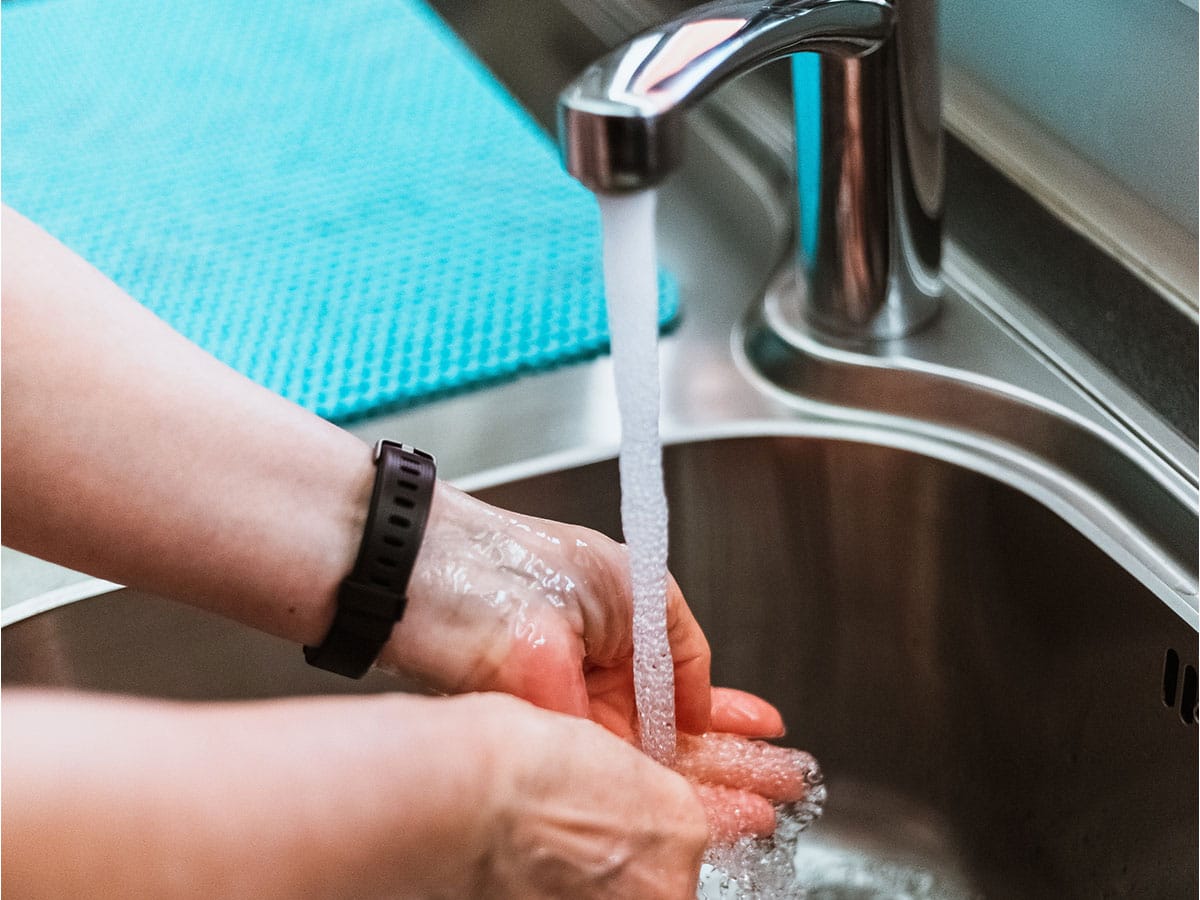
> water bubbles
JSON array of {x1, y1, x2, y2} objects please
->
[
  {"x1": 788, "y1": 842, "x2": 961, "y2": 900},
  {"x1": 699, "y1": 790, "x2": 974, "y2": 900},
  {"x1": 698, "y1": 802, "x2": 825, "y2": 899}
]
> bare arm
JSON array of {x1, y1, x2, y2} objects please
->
[
  {"x1": 0, "y1": 205, "x2": 724, "y2": 732},
  {"x1": 1, "y1": 206, "x2": 373, "y2": 648},
  {"x1": 1, "y1": 689, "x2": 708, "y2": 899}
]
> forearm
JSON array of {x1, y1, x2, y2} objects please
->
[
  {"x1": 1, "y1": 690, "x2": 498, "y2": 899},
  {"x1": 1, "y1": 207, "x2": 373, "y2": 646}
]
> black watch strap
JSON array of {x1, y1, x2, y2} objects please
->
[{"x1": 303, "y1": 440, "x2": 436, "y2": 678}]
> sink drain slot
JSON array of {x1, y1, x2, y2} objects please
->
[{"x1": 1162, "y1": 648, "x2": 1198, "y2": 726}]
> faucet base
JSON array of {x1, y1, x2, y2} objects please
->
[{"x1": 761, "y1": 260, "x2": 941, "y2": 346}]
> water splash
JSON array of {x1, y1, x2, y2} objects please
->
[{"x1": 698, "y1": 782, "x2": 828, "y2": 899}]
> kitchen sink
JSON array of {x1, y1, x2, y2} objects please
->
[{"x1": 4, "y1": 436, "x2": 1196, "y2": 896}]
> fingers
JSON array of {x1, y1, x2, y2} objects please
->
[
  {"x1": 665, "y1": 574, "x2": 712, "y2": 735},
  {"x1": 709, "y1": 688, "x2": 785, "y2": 739},
  {"x1": 674, "y1": 733, "x2": 820, "y2": 804},
  {"x1": 693, "y1": 783, "x2": 777, "y2": 843}
]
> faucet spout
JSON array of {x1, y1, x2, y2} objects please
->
[
  {"x1": 558, "y1": 0, "x2": 942, "y2": 341},
  {"x1": 558, "y1": 0, "x2": 893, "y2": 194}
]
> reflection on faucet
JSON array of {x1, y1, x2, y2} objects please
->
[
  {"x1": 631, "y1": 18, "x2": 747, "y2": 91},
  {"x1": 558, "y1": 0, "x2": 942, "y2": 341}
]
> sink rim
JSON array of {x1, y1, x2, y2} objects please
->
[
  {"x1": 6, "y1": 421, "x2": 1195, "y2": 633},
  {"x1": 462, "y1": 422, "x2": 1200, "y2": 630}
]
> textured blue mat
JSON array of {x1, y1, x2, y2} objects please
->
[{"x1": 2, "y1": 0, "x2": 678, "y2": 422}]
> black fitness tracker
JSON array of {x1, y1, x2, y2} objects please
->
[{"x1": 303, "y1": 440, "x2": 436, "y2": 678}]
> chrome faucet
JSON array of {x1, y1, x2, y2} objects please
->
[{"x1": 558, "y1": 0, "x2": 942, "y2": 340}]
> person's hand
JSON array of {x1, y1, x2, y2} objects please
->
[
  {"x1": 471, "y1": 693, "x2": 819, "y2": 895},
  {"x1": 476, "y1": 693, "x2": 709, "y2": 898},
  {"x1": 379, "y1": 483, "x2": 822, "y2": 844},
  {"x1": 3, "y1": 690, "x2": 712, "y2": 900},
  {"x1": 674, "y1": 729, "x2": 823, "y2": 843},
  {"x1": 381, "y1": 482, "x2": 773, "y2": 738}
]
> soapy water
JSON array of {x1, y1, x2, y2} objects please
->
[
  {"x1": 696, "y1": 786, "x2": 974, "y2": 900},
  {"x1": 598, "y1": 190, "x2": 676, "y2": 766},
  {"x1": 786, "y1": 841, "x2": 969, "y2": 900}
]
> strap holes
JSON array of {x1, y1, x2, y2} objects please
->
[
  {"x1": 377, "y1": 556, "x2": 398, "y2": 568},
  {"x1": 394, "y1": 496, "x2": 415, "y2": 509},
  {"x1": 397, "y1": 479, "x2": 418, "y2": 491},
  {"x1": 389, "y1": 514, "x2": 411, "y2": 528},
  {"x1": 401, "y1": 465, "x2": 420, "y2": 476},
  {"x1": 383, "y1": 535, "x2": 405, "y2": 548}
]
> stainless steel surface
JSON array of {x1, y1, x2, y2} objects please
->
[
  {"x1": 3, "y1": 0, "x2": 1198, "y2": 891},
  {"x1": 746, "y1": 248, "x2": 1198, "y2": 613},
  {"x1": 558, "y1": 0, "x2": 942, "y2": 340},
  {"x1": 943, "y1": 64, "x2": 1198, "y2": 315},
  {"x1": 5, "y1": 437, "x2": 1197, "y2": 897},
  {"x1": 556, "y1": 0, "x2": 892, "y2": 193}
]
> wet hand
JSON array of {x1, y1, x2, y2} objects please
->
[
  {"x1": 380, "y1": 483, "x2": 819, "y2": 844},
  {"x1": 636, "y1": 687, "x2": 821, "y2": 845},
  {"x1": 475, "y1": 693, "x2": 710, "y2": 899},
  {"x1": 380, "y1": 481, "x2": 720, "y2": 732}
]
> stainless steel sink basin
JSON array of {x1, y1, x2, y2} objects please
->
[
  {"x1": 4, "y1": 435, "x2": 1196, "y2": 896},
  {"x1": 481, "y1": 439, "x2": 1200, "y2": 897}
]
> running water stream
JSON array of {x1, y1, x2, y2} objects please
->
[
  {"x1": 597, "y1": 190, "x2": 676, "y2": 766},
  {"x1": 598, "y1": 191, "x2": 826, "y2": 899}
]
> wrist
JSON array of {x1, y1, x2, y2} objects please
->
[
  {"x1": 279, "y1": 433, "x2": 377, "y2": 648},
  {"x1": 141, "y1": 422, "x2": 378, "y2": 651},
  {"x1": 275, "y1": 693, "x2": 504, "y2": 898},
  {"x1": 305, "y1": 441, "x2": 437, "y2": 677},
  {"x1": 372, "y1": 480, "x2": 473, "y2": 680}
]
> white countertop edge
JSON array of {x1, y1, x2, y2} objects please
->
[{"x1": 1, "y1": 579, "x2": 124, "y2": 629}]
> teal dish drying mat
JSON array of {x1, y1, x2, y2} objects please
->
[{"x1": 1, "y1": 0, "x2": 678, "y2": 422}]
